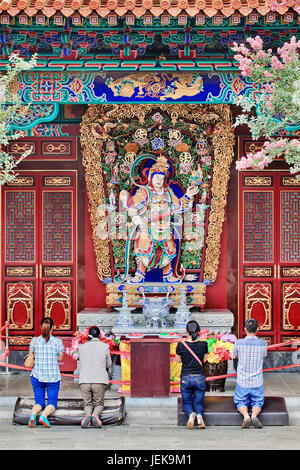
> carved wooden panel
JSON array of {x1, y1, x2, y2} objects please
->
[
  {"x1": 244, "y1": 267, "x2": 273, "y2": 278},
  {"x1": 281, "y1": 283, "x2": 300, "y2": 331},
  {"x1": 280, "y1": 191, "x2": 300, "y2": 263},
  {"x1": 238, "y1": 159, "x2": 300, "y2": 346},
  {"x1": 5, "y1": 191, "x2": 36, "y2": 262},
  {"x1": 6, "y1": 282, "x2": 34, "y2": 330},
  {"x1": 7, "y1": 137, "x2": 77, "y2": 161},
  {"x1": 2, "y1": 170, "x2": 77, "y2": 347},
  {"x1": 43, "y1": 282, "x2": 72, "y2": 331},
  {"x1": 42, "y1": 191, "x2": 73, "y2": 263},
  {"x1": 244, "y1": 282, "x2": 272, "y2": 331},
  {"x1": 243, "y1": 191, "x2": 273, "y2": 263}
]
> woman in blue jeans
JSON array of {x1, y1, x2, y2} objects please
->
[
  {"x1": 175, "y1": 320, "x2": 208, "y2": 429},
  {"x1": 27, "y1": 317, "x2": 64, "y2": 428}
]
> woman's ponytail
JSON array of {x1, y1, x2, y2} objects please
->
[
  {"x1": 41, "y1": 317, "x2": 54, "y2": 343},
  {"x1": 191, "y1": 332, "x2": 198, "y2": 341},
  {"x1": 186, "y1": 320, "x2": 200, "y2": 341}
]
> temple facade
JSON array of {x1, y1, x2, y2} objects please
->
[{"x1": 0, "y1": 0, "x2": 299, "y2": 369}]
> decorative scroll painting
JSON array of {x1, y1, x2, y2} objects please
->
[
  {"x1": 18, "y1": 71, "x2": 255, "y2": 104},
  {"x1": 81, "y1": 103, "x2": 234, "y2": 286}
]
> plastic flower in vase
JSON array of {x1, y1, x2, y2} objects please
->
[
  {"x1": 98, "y1": 329, "x2": 120, "y2": 353},
  {"x1": 66, "y1": 326, "x2": 119, "y2": 360},
  {"x1": 199, "y1": 330, "x2": 237, "y2": 364}
]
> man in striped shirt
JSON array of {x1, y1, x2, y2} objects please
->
[{"x1": 233, "y1": 318, "x2": 267, "y2": 429}]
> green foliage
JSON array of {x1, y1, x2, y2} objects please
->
[
  {"x1": 232, "y1": 36, "x2": 300, "y2": 178},
  {"x1": 0, "y1": 53, "x2": 37, "y2": 184}
]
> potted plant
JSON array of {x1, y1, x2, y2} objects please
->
[{"x1": 199, "y1": 330, "x2": 237, "y2": 392}]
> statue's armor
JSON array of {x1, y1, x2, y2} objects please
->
[{"x1": 130, "y1": 186, "x2": 188, "y2": 269}]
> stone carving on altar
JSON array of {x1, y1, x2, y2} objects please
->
[{"x1": 80, "y1": 103, "x2": 234, "y2": 323}]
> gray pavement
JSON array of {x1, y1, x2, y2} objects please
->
[{"x1": 0, "y1": 372, "x2": 300, "y2": 450}]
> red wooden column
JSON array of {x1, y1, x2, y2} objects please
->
[{"x1": 130, "y1": 338, "x2": 171, "y2": 397}]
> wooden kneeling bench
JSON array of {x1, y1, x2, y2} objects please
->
[
  {"x1": 177, "y1": 396, "x2": 289, "y2": 426},
  {"x1": 13, "y1": 396, "x2": 126, "y2": 426}
]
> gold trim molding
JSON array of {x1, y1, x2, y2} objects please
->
[
  {"x1": 80, "y1": 103, "x2": 234, "y2": 283},
  {"x1": 244, "y1": 176, "x2": 272, "y2": 187}
]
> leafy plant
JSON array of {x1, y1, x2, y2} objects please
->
[
  {"x1": 232, "y1": 36, "x2": 300, "y2": 179},
  {"x1": 0, "y1": 53, "x2": 37, "y2": 184}
]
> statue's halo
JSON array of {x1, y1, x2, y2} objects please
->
[{"x1": 130, "y1": 153, "x2": 157, "y2": 189}]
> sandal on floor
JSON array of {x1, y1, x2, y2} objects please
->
[
  {"x1": 197, "y1": 414, "x2": 206, "y2": 429},
  {"x1": 91, "y1": 415, "x2": 102, "y2": 428},
  {"x1": 81, "y1": 415, "x2": 92, "y2": 428},
  {"x1": 251, "y1": 416, "x2": 263, "y2": 428},
  {"x1": 28, "y1": 414, "x2": 36, "y2": 428},
  {"x1": 186, "y1": 412, "x2": 196, "y2": 429},
  {"x1": 242, "y1": 417, "x2": 252, "y2": 429},
  {"x1": 39, "y1": 415, "x2": 52, "y2": 428}
]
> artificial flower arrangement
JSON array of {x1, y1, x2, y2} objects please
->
[
  {"x1": 199, "y1": 329, "x2": 237, "y2": 364},
  {"x1": 66, "y1": 326, "x2": 119, "y2": 360}
]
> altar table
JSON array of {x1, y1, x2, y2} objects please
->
[{"x1": 119, "y1": 337, "x2": 182, "y2": 396}]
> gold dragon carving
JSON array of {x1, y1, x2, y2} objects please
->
[{"x1": 80, "y1": 103, "x2": 234, "y2": 283}]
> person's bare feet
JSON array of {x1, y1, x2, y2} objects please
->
[
  {"x1": 197, "y1": 414, "x2": 206, "y2": 429},
  {"x1": 186, "y1": 412, "x2": 196, "y2": 429}
]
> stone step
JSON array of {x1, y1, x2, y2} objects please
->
[
  {"x1": 0, "y1": 407, "x2": 13, "y2": 421},
  {"x1": 1, "y1": 396, "x2": 300, "y2": 426},
  {"x1": 125, "y1": 408, "x2": 177, "y2": 425}
]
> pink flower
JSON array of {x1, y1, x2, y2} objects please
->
[
  {"x1": 271, "y1": 56, "x2": 284, "y2": 70},
  {"x1": 257, "y1": 50, "x2": 267, "y2": 59},
  {"x1": 278, "y1": 37, "x2": 300, "y2": 56},
  {"x1": 266, "y1": 99, "x2": 273, "y2": 109},
  {"x1": 264, "y1": 141, "x2": 271, "y2": 150},
  {"x1": 290, "y1": 139, "x2": 299, "y2": 147},
  {"x1": 240, "y1": 45, "x2": 250, "y2": 55},
  {"x1": 234, "y1": 53, "x2": 245, "y2": 62},
  {"x1": 281, "y1": 53, "x2": 292, "y2": 64},
  {"x1": 277, "y1": 139, "x2": 287, "y2": 148},
  {"x1": 264, "y1": 84, "x2": 273, "y2": 93},
  {"x1": 236, "y1": 157, "x2": 252, "y2": 170},
  {"x1": 247, "y1": 35, "x2": 264, "y2": 51}
]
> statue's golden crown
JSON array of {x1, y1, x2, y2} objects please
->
[{"x1": 149, "y1": 156, "x2": 169, "y2": 178}]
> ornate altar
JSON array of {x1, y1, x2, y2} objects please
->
[
  {"x1": 81, "y1": 103, "x2": 234, "y2": 318},
  {"x1": 106, "y1": 282, "x2": 206, "y2": 310}
]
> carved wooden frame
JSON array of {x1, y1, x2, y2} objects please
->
[{"x1": 80, "y1": 103, "x2": 234, "y2": 283}]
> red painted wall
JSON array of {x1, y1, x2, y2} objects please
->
[
  {"x1": 85, "y1": 197, "x2": 228, "y2": 309},
  {"x1": 85, "y1": 200, "x2": 107, "y2": 307}
]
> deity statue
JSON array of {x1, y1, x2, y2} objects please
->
[{"x1": 119, "y1": 155, "x2": 200, "y2": 283}]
